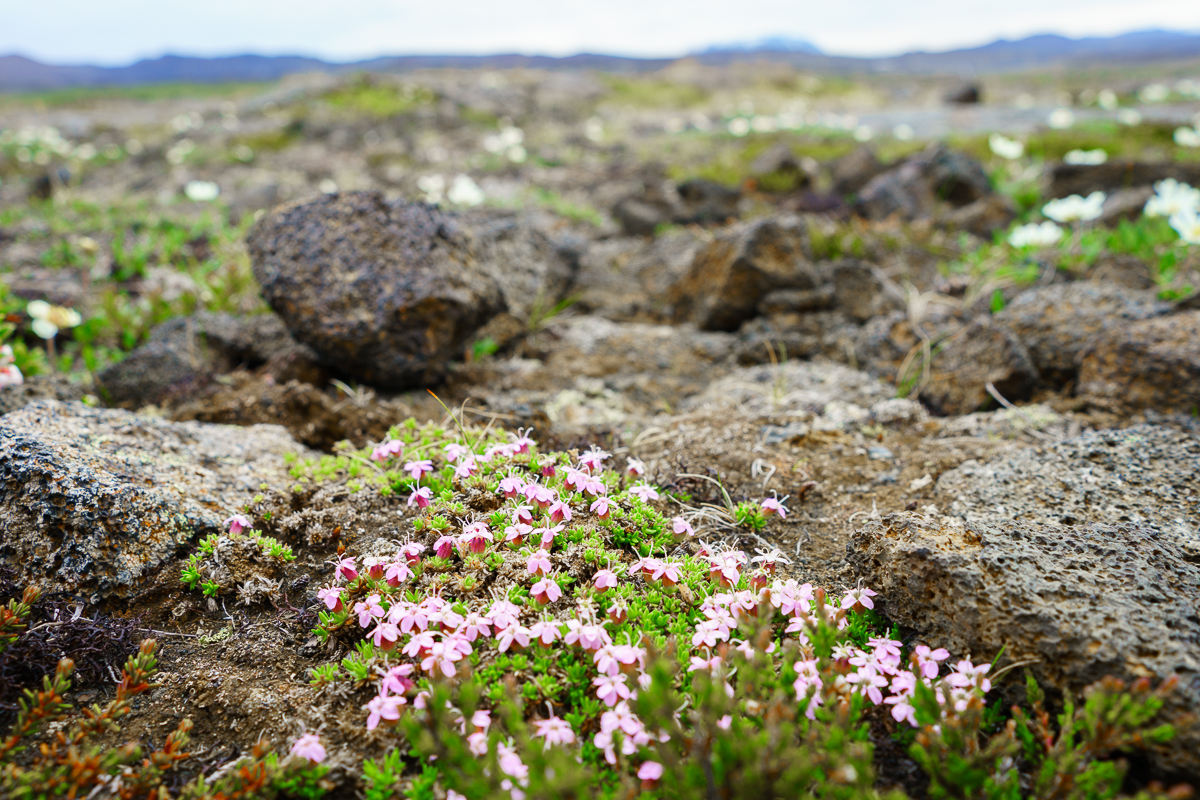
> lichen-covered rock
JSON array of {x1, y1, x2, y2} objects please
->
[
  {"x1": 0, "y1": 400, "x2": 311, "y2": 602},
  {"x1": 670, "y1": 216, "x2": 815, "y2": 331},
  {"x1": 995, "y1": 282, "x2": 1168, "y2": 385},
  {"x1": 247, "y1": 192, "x2": 504, "y2": 388},
  {"x1": 1078, "y1": 309, "x2": 1200, "y2": 414},
  {"x1": 920, "y1": 316, "x2": 1039, "y2": 415},
  {"x1": 848, "y1": 511, "x2": 1200, "y2": 777}
]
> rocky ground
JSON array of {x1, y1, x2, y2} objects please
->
[{"x1": 1, "y1": 64, "x2": 1200, "y2": 796}]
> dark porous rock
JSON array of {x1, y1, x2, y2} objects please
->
[
  {"x1": 945, "y1": 83, "x2": 981, "y2": 104},
  {"x1": 848, "y1": 510, "x2": 1200, "y2": 776},
  {"x1": 921, "y1": 317, "x2": 1039, "y2": 415},
  {"x1": 98, "y1": 311, "x2": 320, "y2": 408},
  {"x1": 0, "y1": 400, "x2": 309, "y2": 603},
  {"x1": 675, "y1": 179, "x2": 741, "y2": 224},
  {"x1": 749, "y1": 143, "x2": 811, "y2": 192},
  {"x1": 1048, "y1": 161, "x2": 1200, "y2": 199},
  {"x1": 466, "y1": 209, "x2": 582, "y2": 320},
  {"x1": 994, "y1": 282, "x2": 1169, "y2": 386},
  {"x1": 670, "y1": 216, "x2": 815, "y2": 331},
  {"x1": 576, "y1": 230, "x2": 702, "y2": 322},
  {"x1": 757, "y1": 285, "x2": 836, "y2": 316},
  {"x1": 247, "y1": 192, "x2": 503, "y2": 389},
  {"x1": 1086, "y1": 253, "x2": 1156, "y2": 289},
  {"x1": 936, "y1": 423, "x2": 1199, "y2": 558},
  {"x1": 1078, "y1": 309, "x2": 1200, "y2": 414},
  {"x1": 856, "y1": 143, "x2": 992, "y2": 221},
  {"x1": 830, "y1": 147, "x2": 886, "y2": 196},
  {"x1": 612, "y1": 196, "x2": 668, "y2": 236},
  {"x1": 831, "y1": 259, "x2": 906, "y2": 322},
  {"x1": 942, "y1": 193, "x2": 1017, "y2": 237}
]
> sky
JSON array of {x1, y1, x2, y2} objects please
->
[{"x1": 3, "y1": 0, "x2": 1200, "y2": 65}]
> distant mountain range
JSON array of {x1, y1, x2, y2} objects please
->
[{"x1": 2, "y1": 29, "x2": 1199, "y2": 92}]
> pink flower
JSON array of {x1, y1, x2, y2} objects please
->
[
  {"x1": 362, "y1": 556, "x2": 385, "y2": 580},
  {"x1": 529, "y1": 484, "x2": 557, "y2": 509},
  {"x1": 564, "y1": 619, "x2": 611, "y2": 651},
  {"x1": 581, "y1": 475, "x2": 607, "y2": 497},
  {"x1": 590, "y1": 496, "x2": 611, "y2": 519},
  {"x1": 672, "y1": 516, "x2": 694, "y2": 537},
  {"x1": 486, "y1": 599, "x2": 521, "y2": 631},
  {"x1": 511, "y1": 428, "x2": 536, "y2": 454},
  {"x1": 532, "y1": 716, "x2": 576, "y2": 748},
  {"x1": 407, "y1": 486, "x2": 433, "y2": 509},
  {"x1": 472, "y1": 709, "x2": 492, "y2": 732},
  {"x1": 383, "y1": 558, "x2": 411, "y2": 586},
  {"x1": 404, "y1": 459, "x2": 434, "y2": 480},
  {"x1": 317, "y1": 585, "x2": 343, "y2": 612},
  {"x1": 689, "y1": 654, "x2": 723, "y2": 672},
  {"x1": 434, "y1": 535, "x2": 456, "y2": 559},
  {"x1": 499, "y1": 474, "x2": 526, "y2": 498},
  {"x1": 913, "y1": 645, "x2": 950, "y2": 679},
  {"x1": 335, "y1": 556, "x2": 358, "y2": 582},
  {"x1": 496, "y1": 624, "x2": 531, "y2": 653},
  {"x1": 638, "y1": 761, "x2": 664, "y2": 784},
  {"x1": 504, "y1": 523, "x2": 532, "y2": 546},
  {"x1": 458, "y1": 612, "x2": 492, "y2": 641},
  {"x1": 511, "y1": 505, "x2": 534, "y2": 525},
  {"x1": 0, "y1": 364, "x2": 24, "y2": 388},
  {"x1": 379, "y1": 663, "x2": 416, "y2": 696},
  {"x1": 593, "y1": 673, "x2": 631, "y2": 707},
  {"x1": 761, "y1": 497, "x2": 787, "y2": 519},
  {"x1": 536, "y1": 522, "x2": 565, "y2": 549},
  {"x1": 444, "y1": 443, "x2": 470, "y2": 463},
  {"x1": 370, "y1": 621, "x2": 400, "y2": 651},
  {"x1": 400, "y1": 542, "x2": 426, "y2": 564},
  {"x1": 579, "y1": 446, "x2": 610, "y2": 473},
  {"x1": 650, "y1": 559, "x2": 683, "y2": 587},
  {"x1": 371, "y1": 439, "x2": 404, "y2": 462},
  {"x1": 626, "y1": 457, "x2": 645, "y2": 476},
  {"x1": 466, "y1": 732, "x2": 488, "y2": 757},
  {"x1": 548, "y1": 499, "x2": 573, "y2": 523},
  {"x1": 531, "y1": 577, "x2": 562, "y2": 605},
  {"x1": 527, "y1": 551, "x2": 552, "y2": 576},
  {"x1": 461, "y1": 521, "x2": 493, "y2": 553},
  {"x1": 454, "y1": 455, "x2": 479, "y2": 479},
  {"x1": 718, "y1": 715, "x2": 732, "y2": 730},
  {"x1": 529, "y1": 618, "x2": 561, "y2": 646},
  {"x1": 846, "y1": 664, "x2": 889, "y2": 705},
  {"x1": 366, "y1": 692, "x2": 406, "y2": 730},
  {"x1": 289, "y1": 732, "x2": 326, "y2": 764},
  {"x1": 421, "y1": 640, "x2": 463, "y2": 677},
  {"x1": 593, "y1": 569, "x2": 618, "y2": 592},
  {"x1": 840, "y1": 586, "x2": 878, "y2": 612},
  {"x1": 354, "y1": 594, "x2": 386, "y2": 628},
  {"x1": 608, "y1": 600, "x2": 629, "y2": 625},
  {"x1": 630, "y1": 483, "x2": 659, "y2": 502},
  {"x1": 885, "y1": 695, "x2": 917, "y2": 726},
  {"x1": 564, "y1": 468, "x2": 588, "y2": 492},
  {"x1": 223, "y1": 514, "x2": 251, "y2": 535}
]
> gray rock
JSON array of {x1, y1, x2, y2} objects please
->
[
  {"x1": 670, "y1": 216, "x2": 816, "y2": 331},
  {"x1": 0, "y1": 401, "x2": 310, "y2": 603},
  {"x1": 995, "y1": 282, "x2": 1169, "y2": 386},
  {"x1": 98, "y1": 312, "x2": 319, "y2": 408},
  {"x1": 857, "y1": 143, "x2": 992, "y2": 221},
  {"x1": 1078, "y1": 309, "x2": 1200, "y2": 414},
  {"x1": 247, "y1": 192, "x2": 504, "y2": 388},
  {"x1": 848, "y1": 511, "x2": 1200, "y2": 776},
  {"x1": 831, "y1": 260, "x2": 906, "y2": 323},
  {"x1": 936, "y1": 423, "x2": 1199, "y2": 556},
  {"x1": 921, "y1": 316, "x2": 1039, "y2": 415},
  {"x1": 830, "y1": 147, "x2": 886, "y2": 196},
  {"x1": 467, "y1": 209, "x2": 582, "y2": 321},
  {"x1": 675, "y1": 180, "x2": 740, "y2": 224},
  {"x1": 942, "y1": 193, "x2": 1017, "y2": 237},
  {"x1": 576, "y1": 230, "x2": 701, "y2": 322}
]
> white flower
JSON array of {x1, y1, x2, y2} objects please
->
[
  {"x1": 1042, "y1": 191, "x2": 1106, "y2": 223},
  {"x1": 184, "y1": 180, "x2": 220, "y2": 202},
  {"x1": 1008, "y1": 221, "x2": 1064, "y2": 248},
  {"x1": 1097, "y1": 89, "x2": 1118, "y2": 110},
  {"x1": 27, "y1": 300, "x2": 82, "y2": 340},
  {"x1": 727, "y1": 118, "x2": 750, "y2": 137},
  {"x1": 1063, "y1": 148, "x2": 1107, "y2": 166},
  {"x1": 417, "y1": 174, "x2": 445, "y2": 204},
  {"x1": 1047, "y1": 108, "x2": 1075, "y2": 130},
  {"x1": 447, "y1": 174, "x2": 484, "y2": 206},
  {"x1": 506, "y1": 145, "x2": 527, "y2": 163},
  {"x1": 988, "y1": 134, "x2": 1024, "y2": 160},
  {"x1": 1144, "y1": 179, "x2": 1200, "y2": 218},
  {"x1": 584, "y1": 117, "x2": 604, "y2": 143},
  {"x1": 1174, "y1": 127, "x2": 1200, "y2": 148},
  {"x1": 1138, "y1": 83, "x2": 1169, "y2": 104},
  {"x1": 1169, "y1": 207, "x2": 1200, "y2": 244},
  {"x1": 892, "y1": 123, "x2": 914, "y2": 141},
  {"x1": 1117, "y1": 109, "x2": 1142, "y2": 126}
]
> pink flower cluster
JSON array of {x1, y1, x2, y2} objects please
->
[{"x1": 0, "y1": 345, "x2": 23, "y2": 388}]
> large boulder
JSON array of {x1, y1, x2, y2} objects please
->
[
  {"x1": 0, "y1": 401, "x2": 310, "y2": 603},
  {"x1": 1078, "y1": 309, "x2": 1200, "y2": 414},
  {"x1": 670, "y1": 216, "x2": 816, "y2": 331},
  {"x1": 848, "y1": 510, "x2": 1200, "y2": 777},
  {"x1": 856, "y1": 143, "x2": 992, "y2": 221},
  {"x1": 247, "y1": 192, "x2": 504, "y2": 388},
  {"x1": 995, "y1": 283, "x2": 1169, "y2": 386}
]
